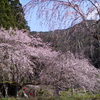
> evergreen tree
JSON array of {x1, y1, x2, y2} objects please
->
[
  {"x1": 0, "y1": 0, "x2": 16, "y2": 29},
  {"x1": 0, "y1": 0, "x2": 29, "y2": 30},
  {"x1": 9, "y1": 0, "x2": 30, "y2": 30}
]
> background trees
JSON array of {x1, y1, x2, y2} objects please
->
[
  {"x1": 0, "y1": 0, "x2": 16, "y2": 29},
  {"x1": 9, "y1": 0, "x2": 30, "y2": 30},
  {"x1": 0, "y1": 0, "x2": 29, "y2": 30},
  {"x1": 39, "y1": 20, "x2": 100, "y2": 68}
]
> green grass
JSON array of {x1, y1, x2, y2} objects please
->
[
  {"x1": 0, "y1": 94, "x2": 100, "y2": 100},
  {"x1": 0, "y1": 91, "x2": 100, "y2": 100}
]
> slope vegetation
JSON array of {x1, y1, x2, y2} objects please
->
[{"x1": 39, "y1": 20, "x2": 100, "y2": 68}]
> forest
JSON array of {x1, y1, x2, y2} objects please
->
[
  {"x1": 0, "y1": 0, "x2": 100, "y2": 100},
  {"x1": 0, "y1": 0, "x2": 29, "y2": 30}
]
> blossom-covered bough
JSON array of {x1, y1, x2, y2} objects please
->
[
  {"x1": 24, "y1": 0, "x2": 100, "y2": 29},
  {"x1": 0, "y1": 27, "x2": 57, "y2": 86},
  {"x1": 0, "y1": 28, "x2": 39, "y2": 84}
]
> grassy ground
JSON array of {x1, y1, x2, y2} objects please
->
[{"x1": 0, "y1": 91, "x2": 100, "y2": 100}]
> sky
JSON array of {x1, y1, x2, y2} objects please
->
[
  {"x1": 19, "y1": 0, "x2": 100, "y2": 32},
  {"x1": 20, "y1": 0, "x2": 49, "y2": 32}
]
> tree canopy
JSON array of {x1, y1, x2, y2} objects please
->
[
  {"x1": 0, "y1": 0, "x2": 16, "y2": 29},
  {"x1": 0, "y1": 0, "x2": 30, "y2": 30}
]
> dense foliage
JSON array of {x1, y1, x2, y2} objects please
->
[
  {"x1": 0, "y1": 0, "x2": 15, "y2": 29},
  {"x1": 0, "y1": 0, "x2": 29, "y2": 30},
  {"x1": 9, "y1": 0, "x2": 30, "y2": 30}
]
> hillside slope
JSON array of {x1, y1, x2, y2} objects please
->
[{"x1": 38, "y1": 20, "x2": 100, "y2": 68}]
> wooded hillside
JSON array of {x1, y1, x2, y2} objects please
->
[
  {"x1": 38, "y1": 20, "x2": 100, "y2": 69},
  {"x1": 0, "y1": 0, "x2": 29, "y2": 30}
]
